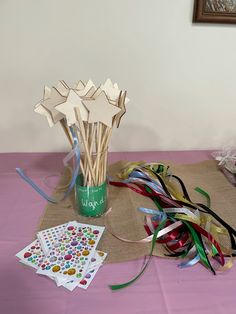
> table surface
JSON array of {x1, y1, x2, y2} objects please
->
[{"x1": 1, "y1": 151, "x2": 235, "y2": 314}]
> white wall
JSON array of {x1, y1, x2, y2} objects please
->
[{"x1": 0, "y1": 0, "x2": 235, "y2": 152}]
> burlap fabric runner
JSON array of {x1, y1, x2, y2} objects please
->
[{"x1": 37, "y1": 160, "x2": 236, "y2": 263}]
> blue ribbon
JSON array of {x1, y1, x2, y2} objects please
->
[
  {"x1": 16, "y1": 126, "x2": 80, "y2": 203},
  {"x1": 123, "y1": 177, "x2": 167, "y2": 195},
  {"x1": 138, "y1": 207, "x2": 167, "y2": 221},
  {"x1": 126, "y1": 170, "x2": 168, "y2": 196},
  {"x1": 16, "y1": 167, "x2": 58, "y2": 203},
  {"x1": 178, "y1": 254, "x2": 200, "y2": 268}
]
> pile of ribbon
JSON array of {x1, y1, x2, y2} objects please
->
[{"x1": 109, "y1": 162, "x2": 236, "y2": 290}]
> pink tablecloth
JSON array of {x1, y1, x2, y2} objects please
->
[{"x1": 1, "y1": 151, "x2": 235, "y2": 314}]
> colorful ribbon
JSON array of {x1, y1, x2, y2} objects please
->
[
  {"x1": 108, "y1": 161, "x2": 236, "y2": 290},
  {"x1": 16, "y1": 126, "x2": 80, "y2": 203}
]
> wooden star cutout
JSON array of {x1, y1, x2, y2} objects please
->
[
  {"x1": 101, "y1": 78, "x2": 120, "y2": 102},
  {"x1": 34, "y1": 86, "x2": 55, "y2": 127},
  {"x1": 92, "y1": 87, "x2": 102, "y2": 99},
  {"x1": 90, "y1": 86, "x2": 118, "y2": 105},
  {"x1": 43, "y1": 85, "x2": 51, "y2": 99},
  {"x1": 100, "y1": 78, "x2": 130, "y2": 104},
  {"x1": 56, "y1": 89, "x2": 88, "y2": 125},
  {"x1": 41, "y1": 87, "x2": 66, "y2": 124},
  {"x1": 56, "y1": 80, "x2": 70, "y2": 97},
  {"x1": 76, "y1": 79, "x2": 96, "y2": 97},
  {"x1": 82, "y1": 86, "x2": 96, "y2": 99},
  {"x1": 74, "y1": 80, "x2": 85, "y2": 90},
  {"x1": 82, "y1": 91, "x2": 121, "y2": 128},
  {"x1": 114, "y1": 82, "x2": 130, "y2": 105},
  {"x1": 115, "y1": 91, "x2": 127, "y2": 128},
  {"x1": 34, "y1": 103, "x2": 54, "y2": 127}
]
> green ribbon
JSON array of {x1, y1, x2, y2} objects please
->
[
  {"x1": 195, "y1": 187, "x2": 211, "y2": 208},
  {"x1": 109, "y1": 184, "x2": 213, "y2": 290},
  {"x1": 183, "y1": 221, "x2": 212, "y2": 270},
  {"x1": 109, "y1": 218, "x2": 167, "y2": 291}
]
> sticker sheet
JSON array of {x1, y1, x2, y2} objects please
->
[
  {"x1": 62, "y1": 265, "x2": 100, "y2": 291},
  {"x1": 37, "y1": 223, "x2": 105, "y2": 269},
  {"x1": 16, "y1": 239, "x2": 45, "y2": 270},
  {"x1": 77, "y1": 266, "x2": 101, "y2": 290},
  {"x1": 16, "y1": 239, "x2": 63, "y2": 285},
  {"x1": 37, "y1": 223, "x2": 68, "y2": 255},
  {"x1": 57, "y1": 250, "x2": 107, "y2": 288},
  {"x1": 62, "y1": 251, "x2": 107, "y2": 291},
  {"x1": 89, "y1": 250, "x2": 107, "y2": 269},
  {"x1": 78, "y1": 251, "x2": 107, "y2": 290},
  {"x1": 36, "y1": 221, "x2": 105, "y2": 283}
]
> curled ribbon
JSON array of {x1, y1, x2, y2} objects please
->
[
  {"x1": 16, "y1": 126, "x2": 80, "y2": 203},
  {"x1": 108, "y1": 162, "x2": 236, "y2": 290}
]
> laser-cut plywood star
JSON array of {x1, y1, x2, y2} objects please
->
[
  {"x1": 101, "y1": 78, "x2": 130, "y2": 105},
  {"x1": 44, "y1": 85, "x2": 51, "y2": 99},
  {"x1": 35, "y1": 104, "x2": 54, "y2": 127},
  {"x1": 92, "y1": 87, "x2": 102, "y2": 99},
  {"x1": 56, "y1": 80, "x2": 70, "y2": 97},
  {"x1": 74, "y1": 80, "x2": 85, "y2": 91},
  {"x1": 101, "y1": 78, "x2": 120, "y2": 103},
  {"x1": 116, "y1": 91, "x2": 127, "y2": 128},
  {"x1": 76, "y1": 79, "x2": 96, "y2": 97},
  {"x1": 56, "y1": 89, "x2": 88, "y2": 125},
  {"x1": 34, "y1": 86, "x2": 54, "y2": 127},
  {"x1": 83, "y1": 86, "x2": 96, "y2": 99},
  {"x1": 41, "y1": 87, "x2": 66, "y2": 124},
  {"x1": 82, "y1": 91, "x2": 121, "y2": 128}
]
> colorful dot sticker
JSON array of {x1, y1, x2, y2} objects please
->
[
  {"x1": 82, "y1": 250, "x2": 90, "y2": 256},
  {"x1": 64, "y1": 254, "x2": 72, "y2": 260},
  {"x1": 24, "y1": 252, "x2": 32, "y2": 258},
  {"x1": 52, "y1": 265, "x2": 60, "y2": 272},
  {"x1": 68, "y1": 268, "x2": 76, "y2": 275},
  {"x1": 79, "y1": 279, "x2": 87, "y2": 285}
]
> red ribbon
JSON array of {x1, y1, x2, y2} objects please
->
[{"x1": 190, "y1": 222, "x2": 225, "y2": 266}]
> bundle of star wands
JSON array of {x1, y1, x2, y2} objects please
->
[
  {"x1": 34, "y1": 79, "x2": 129, "y2": 187},
  {"x1": 73, "y1": 89, "x2": 126, "y2": 187}
]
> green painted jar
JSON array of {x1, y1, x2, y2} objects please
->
[{"x1": 75, "y1": 175, "x2": 107, "y2": 217}]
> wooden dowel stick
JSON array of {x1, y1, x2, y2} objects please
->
[
  {"x1": 74, "y1": 108, "x2": 96, "y2": 185},
  {"x1": 95, "y1": 122, "x2": 102, "y2": 185}
]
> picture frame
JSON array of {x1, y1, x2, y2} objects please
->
[{"x1": 193, "y1": 0, "x2": 236, "y2": 24}]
